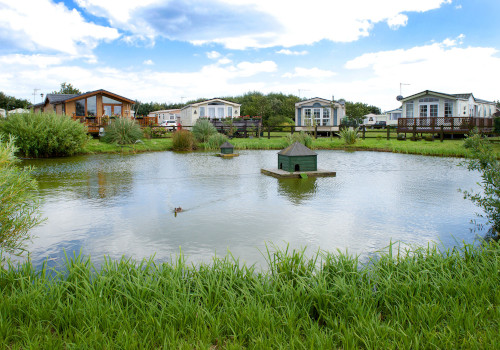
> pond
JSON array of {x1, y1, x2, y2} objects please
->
[{"x1": 21, "y1": 150, "x2": 484, "y2": 269}]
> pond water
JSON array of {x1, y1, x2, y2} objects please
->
[{"x1": 21, "y1": 150, "x2": 484, "y2": 269}]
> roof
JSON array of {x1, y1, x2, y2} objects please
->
[
  {"x1": 278, "y1": 142, "x2": 317, "y2": 156},
  {"x1": 220, "y1": 141, "x2": 234, "y2": 149},
  {"x1": 63, "y1": 89, "x2": 135, "y2": 104},
  {"x1": 384, "y1": 108, "x2": 402, "y2": 114},
  {"x1": 451, "y1": 93, "x2": 474, "y2": 100},
  {"x1": 295, "y1": 97, "x2": 333, "y2": 107},
  {"x1": 46, "y1": 93, "x2": 79, "y2": 104},
  {"x1": 181, "y1": 98, "x2": 241, "y2": 110}
]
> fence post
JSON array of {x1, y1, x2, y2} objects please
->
[
  {"x1": 386, "y1": 125, "x2": 390, "y2": 140},
  {"x1": 412, "y1": 121, "x2": 417, "y2": 140},
  {"x1": 362, "y1": 125, "x2": 366, "y2": 139},
  {"x1": 440, "y1": 125, "x2": 444, "y2": 142},
  {"x1": 291, "y1": 125, "x2": 294, "y2": 135},
  {"x1": 267, "y1": 125, "x2": 271, "y2": 139},
  {"x1": 314, "y1": 125, "x2": 317, "y2": 139},
  {"x1": 244, "y1": 120, "x2": 248, "y2": 138}
]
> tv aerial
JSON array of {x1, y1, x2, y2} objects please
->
[{"x1": 396, "y1": 83, "x2": 410, "y2": 101}]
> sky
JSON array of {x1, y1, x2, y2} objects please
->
[{"x1": 0, "y1": 0, "x2": 499, "y2": 111}]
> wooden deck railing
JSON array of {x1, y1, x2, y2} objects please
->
[
  {"x1": 397, "y1": 117, "x2": 494, "y2": 134},
  {"x1": 72, "y1": 116, "x2": 158, "y2": 133}
]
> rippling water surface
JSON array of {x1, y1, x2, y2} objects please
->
[{"x1": 21, "y1": 150, "x2": 484, "y2": 269}]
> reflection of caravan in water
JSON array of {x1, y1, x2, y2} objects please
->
[{"x1": 363, "y1": 108, "x2": 402, "y2": 127}]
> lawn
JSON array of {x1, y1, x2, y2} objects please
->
[{"x1": 81, "y1": 133, "x2": 500, "y2": 158}]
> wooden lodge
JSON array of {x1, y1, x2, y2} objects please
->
[{"x1": 32, "y1": 89, "x2": 136, "y2": 133}]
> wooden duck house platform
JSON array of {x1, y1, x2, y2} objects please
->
[
  {"x1": 216, "y1": 153, "x2": 240, "y2": 158},
  {"x1": 261, "y1": 168, "x2": 336, "y2": 179}
]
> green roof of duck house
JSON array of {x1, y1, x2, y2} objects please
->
[
  {"x1": 220, "y1": 141, "x2": 234, "y2": 154},
  {"x1": 277, "y1": 142, "x2": 317, "y2": 172}
]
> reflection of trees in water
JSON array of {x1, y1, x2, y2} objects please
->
[{"x1": 277, "y1": 178, "x2": 317, "y2": 205}]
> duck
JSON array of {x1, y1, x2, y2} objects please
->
[{"x1": 174, "y1": 207, "x2": 183, "y2": 213}]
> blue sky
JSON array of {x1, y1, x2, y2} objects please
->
[{"x1": 0, "y1": 0, "x2": 499, "y2": 110}]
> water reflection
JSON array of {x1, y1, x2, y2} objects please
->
[
  {"x1": 20, "y1": 151, "x2": 485, "y2": 270},
  {"x1": 277, "y1": 178, "x2": 317, "y2": 205}
]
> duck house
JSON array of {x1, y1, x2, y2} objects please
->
[
  {"x1": 278, "y1": 142, "x2": 317, "y2": 172},
  {"x1": 220, "y1": 141, "x2": 234, "y2": 154}
]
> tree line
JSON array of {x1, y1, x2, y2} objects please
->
[{"x1": 135, "y1": 91, "x2": 381, "y2": 126}]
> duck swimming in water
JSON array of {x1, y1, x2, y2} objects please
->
[{"x1": 174, "y1": 207, "x2": 183, "y2": 213}]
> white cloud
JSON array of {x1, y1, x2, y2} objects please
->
[
  {"x1": 282, "y1": 67, "x2": 336, "y2": 79},
  {"x1": 0, "y1": 0, "x2": 120, "y2": 55},
  {"x1": 276, "y1": 49, "x2": 308, "y2": 56},
  {"x1": 0, "y1": 56, "x2": 278, "y2": 104},
  {"x1": 143, "y1": 59, "x2": 154, "y2": 65},
  {"x1": 455, "y1": 5, "x2": 462, "y2": 9},
  {"x1": 206, "y1": 51, "x2": 221, "y2": 59},
  {"x1": 73, "y1": 0, "x2": 453, "y2": 49},
  {"x1": 387, "y1": 14, "x2": 408, "y2": 30},
  {"x1": 218, "y1": 58, "x2": 232, "y2": 65},
  {"x1": 343, "y1": 38, "x2": 500, "y2": 109}
]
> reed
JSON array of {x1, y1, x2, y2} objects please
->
[{"x1": 0, "y1": 242, "x2": 498, "y2": 348}]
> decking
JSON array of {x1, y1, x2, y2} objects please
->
[{"x1": 397, "y1": 117, "x2": 495, "y2": 135}]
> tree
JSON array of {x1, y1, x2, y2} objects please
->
[
  {"x1": 52, "y1": 82, "x2": 81, "y2": 95},
  {"x1": 0, "y1": 136, "x2": 43, "y2": 262},
  {"x1": 0, "y1": 92, "x2": 29, "y2": 110},
  {"x1": 461, "y1": 131, "x2": 500, "y2": 237},
  {"x1": 344, "y1": 101, "x2": 381, "y2": 124}
]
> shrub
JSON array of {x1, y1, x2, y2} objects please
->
[
  {"x1": 494, "y1": 116, "x2": 500, "y2": 134},
  {"x1": 102, "y1": 118, "x2": 143, "y2": 145},
  {"x1": 339, "y1": 127, "x2": 359, "y2": 145},
  {"x1": 397, "y1": 134, "x2": 406, "y2": 141},
  {"x1": 192, "y1": 119, "x2": 217, "y2": 143},
  {"x1": 206, "y1": 133, "x2": 228, "y2": 150},
  {"x1": 284, "y1": 132, "x2": 313, "y2": 148},
  {"x1": 172, "y1": 129, "x2": 194, "y2": 151},
  {"x1": 424, "y1": 135, "x2": 434, "y2": 142},
  {"x1": 0, "y1": 112, "x2": 88, "y2": 157},
  {"x1": 462, "y1": 131, "x2": 500, "y2": 235},
  {"x1": 0, "y1": 135, "x2": 43, "y2": 261}
]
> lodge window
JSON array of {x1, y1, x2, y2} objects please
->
[
  {"x1": 406, "y1": 102, "x2": 414, "y2": 118},
  {"x1": 227, "y1": 107, "x2": 232, "y2": 117},
  {"x1": 322, "y1": 108, "x2": 330, "y2": 126},
  {"x1": 102, "y1": 95, "x2": 122, "y2": 117},
  {"x1": 200, "y1": 107, "x2": 206, "y2": 117},
  {"x1": 304, "y1": 107, "x2": 330, "y2": 126},
  {"x1": 75, "y1": 99, "x2": 85, "y2": 116},
  {"x1": 444, "y1": 100, "x2": 453, "y2": 121}
]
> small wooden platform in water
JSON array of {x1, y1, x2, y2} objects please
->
[
  {"x1": 216, "y1": 153, "x2": 240, "y2": 158},
  {"x1": 261, "y1": 168, "x2": 336, "y2": 179}
]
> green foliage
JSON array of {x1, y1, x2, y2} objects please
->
[
  {"x1": 102, "y1": 118, "x2": 143, "y2": 145},
  {"x1": 0, "y1": 242, "x2": 498, "y2": 347},
  {"x1": 206, "y1": 133, "x2": 228, "y2": 150},
  {"x1": 339, "y1": 127, "x2": 359, "y2": 145},
  {"x1": 284, "y1": 132, "x2": 313, "y2": 148},
  {"x1": 0, "y1": 136, "x2": 43, "y2": 261},
  {"x1": 192, "y1": 118, "x2": 217, "y2": 143},
  {"x1": 0, "y1": 92, "x2": 29, "y2": 110},
  {"x1": 344, "y1": 101, "x2": 381, "y2": 124},
  {"x1": 172, "y1": 129, "x2": 194, "y2": 151},
  {"x1": 494, "y1": 116, "x2": 500, "y2": 134},
  {"x1": 0, "y1": 112, "x2": 88, "y2": 157},
  {"x1": 51, "y1": 82, "x2": 81, "y2": 95},
  {"x1": 462, "y1": 131, "x2": 500, "y2": 234},
  {"x1": 143, "y1": 127, "x2": 167, "y2": 139}
]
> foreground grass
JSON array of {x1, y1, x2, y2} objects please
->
[
  {"x1": 1, "y1": 242, "x2": 499, "y2": 348},
  {"x1": 81, "y1": 135, "x2": 500, "y2": 158}
]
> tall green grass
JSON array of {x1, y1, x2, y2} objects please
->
[
  {"x1": 102, "y1": 118, "x2": 143, "y2": 145},
  {"x1": 1, "y1": 242, "x2": 498, "y2": 348},
  {"x1": 172, "y1": 129, "x2": 195, "y2": 151},
  {"x1": 205, "y1": 132, "x2": 228, "y2": 150},
  {"x1": 0, "y1": 112, "x2": 88, "y2": 157}
]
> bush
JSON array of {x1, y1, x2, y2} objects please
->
[
  {"x1": 462, "y1": 131, "x2": 500, "y2": 235},
  {"x1": 494, "y1": 116, "x2": 500, "y2": 134},
  {"x1": 0, "y1": 112, "x2": 88, "y2": 157},
  {"x1": 284, "y1": 132, "x2": 313, "y2": 148},
  {"x1": 172, "y1": 129, "x2": 194, "y2": 151},
  {"x1": 397, "y1": 134, "x2": 406, "y2": 141},
  {"x1": 339, "y1": 127, "x2": 359, "y2": 145},
  {"x1": 192, "y1": 119, "x2": 217, "y2": 143},
  {"x1": 0, "y1": 135, "x2": 43, "y2": 261},
  {"x1": 102, "y1": 118, "x2": 143, "y2": 145},
  {"x1": 424, "y1": 135, "x2": 434, "y2": 141},
  {"x1": 206, "y1": 133, "x2": 228, "y2": 150}
]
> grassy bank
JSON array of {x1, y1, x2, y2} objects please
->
[
  {"x1": 81, "y1": 135, "x2": 500, "y2": 158},
  {"x1": 1, "y1": 242, "x2": 499, "y2": 348}
]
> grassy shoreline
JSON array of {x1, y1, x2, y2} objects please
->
[
  {"x1": 1, "y1": 242, "x2": 498, "y2": 348},
  {"x1": 81, "y1": 136, "x2": 500, "y2": 158}
]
